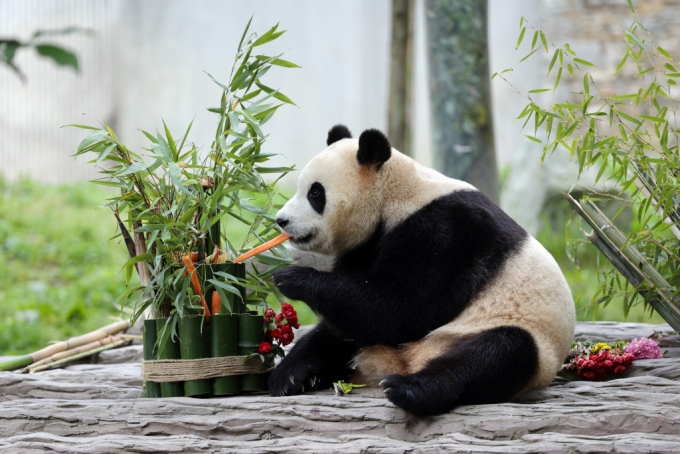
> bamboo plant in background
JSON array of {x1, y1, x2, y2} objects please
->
[
  {"x1": 494, "y1": 0, "x2": 680, "y2": 328},
  {"x1": 71, "y1": 19, "x2": 298, "y2": 396}
]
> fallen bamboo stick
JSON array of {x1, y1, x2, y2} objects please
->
[
  {"x1": 29, "y1": 339, "x2": 130, "y2": 373},
  {"x1": 0, "y1": 320, "x2": 130, "y2": 372},
  {"x1": 19, "y1": 335, "x2": 123, "y2": 373}
]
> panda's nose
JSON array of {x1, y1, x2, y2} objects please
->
[{"x1": 276, "y1": 217, "x2": 289, "y2": 228}]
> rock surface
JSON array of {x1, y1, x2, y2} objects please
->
[{"x1": 1, "y1": 322, "x2": 679, "y2": 453}]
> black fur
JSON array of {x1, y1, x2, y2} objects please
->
[
  {"x1": 380, "y1": 326, "x2": 539, "y2": 416},
  {"x1": 357, "y1": 129, "x2": 391, "y2": 168},
  {"x1": 327, "y1": 124, "x2": 353, "y2": 146},
  {"x1": 268, "y1": 322, "x2": 357, "y2": 396},
  {"x1": 273, "y1": 190, "x2": 527, "y2": 346},
  {"x1": 307, "y1": 182, "x2": 326, "y2": 214}
]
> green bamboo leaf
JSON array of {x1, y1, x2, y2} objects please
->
[
  {"x1": 239, "y1": 89, "x2": 262, "y2": 102},
  {"x1": 529, "y1": 88, "x2": 551, "y2": 93},
  {"x1": 658, "y1": 46, "x2": 673, "y2": 60},
  {"x1": 567, "y1": 63, "x2": 574, "y2": 77},
  {"x1": 271, "y1": 58, "x2": 300, "y2": 68},
  {"x1": 520, "y1": 47, "x2": 540, "y2": 63},
  {"x1": 253, "y1": 29, "x2": 285, "y2": 47},
  {"x1": 96, "y1": 143, "x2": 117, "y2": 164},
  {"x1": 65, "y1": 123, "x2": 101, "y2": 131},
  {"x1": 254, "y1": 81, "x2": 296, "y2": 106},
  {"x1": 162, "y1": 120, "x2": 178, "y2": 160},
  {"x1": 115, "y1": 161, "x2": 147, "y2": 176},
  {"x1": 539, "y1": 31, "x2": 548, "y2": 53},
  {"x1": 625, "y1": 31, "x2": 646, "y2": 51},
  {"x1": 531, "y1": 31, "x2": 539, "y2": 51},
  {"x1": 516, "y1": 27, "x2": 526, "y2": 49},
  {"x1": 204, "y1": 70, "x2": 229, "y2": 91},
  {"x1": 627, "y1": 0, "x2": 635, "y2": 13},
  {"x1": 618, "y1": 124, "x2": 628, "y2": 142},
  {"x1": 120, "y1": 253, "x2": 153, "y2": 271},
  {"x1": 254, "y1": 166, "x2": 294, "y2": 173},
  {"x1": 583, "y1": 74, "x2": 590, "y2": 96},
  {"x1": 548, "y1": 49, "x2": 559, "y2": 75},
  {"x1": 238, "y1": 15, "x2": 254, "y2": 50},
  {"x1": 639, "y1": 114, "x2": 666, "y2": 123},
  {"x1": 76, "y1": 130, "x2": 109, "y2": 154},
  {"x1": 525, "y1": 134, "x2": 542, "y2": 143},
  {"x1": 613, "y1": 108, "x2": 642, "y2": 125},
  {"x1": 554, "y1": 67, "x2": 563, "y2": 91},
  {"x1": 564, "y1": 43, "x2": 576, "y2": 56},
  {"x1": 208, "y1": 279, "x2": 241, "y2": 296},
  {"x1": 178, "y1": 118, "x2": 194, "y2": 153},
  {"x1": 574, "y1": 58, "x2": 595, "y2": 67},
  {"x1": 664, "y1": 63, "x2": 678, "y2": 73},
  {"x1": 611, "y1": 93, "x2": 637, "y2": 100}
]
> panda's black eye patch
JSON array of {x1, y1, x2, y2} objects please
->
[{"x1": 307, "y1": 182, "x2": 326, "y2": 214}]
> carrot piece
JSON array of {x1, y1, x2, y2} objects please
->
[
  {"x1": 211, "y1": 291, "x2": 222, "y2": 316},
  {"x1": 233, "y1": 233, "x2": 291, "y2": 264},
  {"x1": 182, "y1": 254, "x2": 210, "y2": 321}
]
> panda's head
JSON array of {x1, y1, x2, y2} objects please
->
[{"x1": 276, "y1": 124, "x2": 392, "y2": 257}]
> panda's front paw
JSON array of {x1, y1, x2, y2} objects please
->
[
  {"x1": 268, "y1": 359, "x2": 322, "y2": 397},
  {"x1": 273, "y1": 266, "x2": 316, "y2": 303}
]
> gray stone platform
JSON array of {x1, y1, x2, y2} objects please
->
[{"x1": 1, "y1": 322, "x2": 679, "y2": 453}]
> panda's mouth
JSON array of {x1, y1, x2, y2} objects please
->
[{"x1": 291, "y1": 231, "x2": 315, "y2": 244}]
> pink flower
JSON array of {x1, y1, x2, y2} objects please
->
[{"x1": 625, "y1": 338, "x2": 663, "y2": 360}]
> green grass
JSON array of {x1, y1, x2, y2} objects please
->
[{"x1": 0, "y1": 179, "x2": 665, "y2": 356}]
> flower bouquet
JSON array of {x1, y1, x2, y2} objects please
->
[{"x1": 562, "y1": 337, "x2": 663, "y2": 380}]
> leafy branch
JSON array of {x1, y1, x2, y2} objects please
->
[
  {"x1": 494, "y1": 1, "x2": 680, "y2": 324},
  {"x1": 71, "y1": 19, "x2": 298, "y2": 328}
]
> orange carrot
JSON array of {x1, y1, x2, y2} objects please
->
[
  {"x1": 182, "y1": 254, "x2": 210, "y2": 321},
  {"x1": 233, "y1": 233, "x2": 291, "y2": 263},
  {"x1": 211, "y1": 291, "x2": 222, "y2": 316}
]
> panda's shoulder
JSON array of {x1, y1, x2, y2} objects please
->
[{"x1": 407, "y1": 189, "x2": 525, "y2": 237}]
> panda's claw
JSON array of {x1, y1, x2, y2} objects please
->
[
  {"x1": 289, "y1": 375, "x2": 295, "y2": 385},
  {"x1": 378, "y1": 379, "x2": 387, "y2": 387},
  {"x1": 383, "y1": 388, "x2": 393, "y2": 395}
]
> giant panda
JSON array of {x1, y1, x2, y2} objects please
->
[{"x1": 270, "y1": 125, "x2": 575, "y2": 417}]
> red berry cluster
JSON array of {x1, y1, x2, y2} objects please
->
[
  {"x1": 567, "y1": 349, "x2": 634, "y2": 380},
  {"x1": 258, "y1": 302, "x2": 299, "y2": 355}
]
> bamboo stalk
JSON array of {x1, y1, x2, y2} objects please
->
[
  {"x1": 563, "y1": 193, "x2": 680, "y2": 330},
  {"x1": 133, "y1": 221, "x2": 151, "y2": 288},
  {"x1": 0, "y1": 320, "x2": 129, "y2": 372},
  {"x1": 20, "y1": 335, "x2": 123, "y2": 373},
  {"x1": 29, "y1": 339, "x2": 129, "y2": 373},
  {"x1": 582, "y1": 229, "x2": 680, "y2": 330}
]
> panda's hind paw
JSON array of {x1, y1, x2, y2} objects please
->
[{"x1": 380, "y1": 373, "x2": 452, "y2": 417}]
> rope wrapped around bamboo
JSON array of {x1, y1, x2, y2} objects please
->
[{"x1": 142, "y1": 356, "x2": 273, "y2": 382}]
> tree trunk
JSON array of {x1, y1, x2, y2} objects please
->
[
  {"x1": 388, "y1": 0, "x2": 415, "y2": 156},
  {"x1": 425, "y1": 0, "x2": 499, "y2": 203}
]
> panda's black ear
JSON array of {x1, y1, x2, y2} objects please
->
[
  {"x1": 327, "y1": 124, "x2": 353, "y2": 146},
  {"x1": 357, "y1": 129, "x2": 391, "y2": 168}
]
